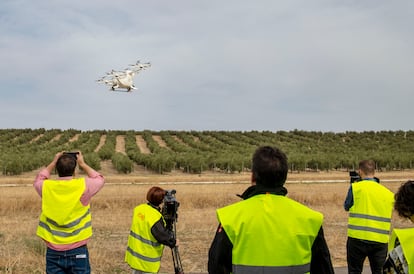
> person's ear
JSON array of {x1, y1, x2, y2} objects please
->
[{"x1": 251, "y1": 173, "x2": 256, "y2": 185}]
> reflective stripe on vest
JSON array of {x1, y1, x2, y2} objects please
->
[
  {"x1": 129, "y1": 230, "x2": 161, "y2": 247},
  {"x1": 347, "y1": 180, "x2": 394, "y2": 243},
  {"x1": 36, "y1": 178, "x2": 92, "y2": 244},
  {"x1": 38, "y1": 219, "x2": 91, "y2": 238},
  {"x1": 233, "y1": 263, "x2": 311, "y2": 274},
  {"x1": 389, "y1": 228, "x2": 414, "y2": 273},
  {"x1": 125, "y1": 204, "x2": 165, "y2": 273},
  {"x1": 43, "y1": 208, "x2": 91, "y2": 229},
  {"x1": 126, "y1": 246, "x2": 161, "y2": 263},
  {"x1": 217, "y1": 194, "x2": 323, "y2": 274}
]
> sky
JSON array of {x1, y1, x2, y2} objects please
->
[{"x1": 0, "y1": 1, "x2": 413, "y2": 132}]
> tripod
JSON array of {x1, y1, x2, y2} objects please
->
[
  {"x1": 169, "y1": 220, "x2": 184, "y2": 274},
  {"x1": 163, "y1": 190, "x2": 184, "y2": 274}
]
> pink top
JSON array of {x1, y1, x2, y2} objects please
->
[{"x1": 34, "y1": 168, "x2": 105, "y2": 251}]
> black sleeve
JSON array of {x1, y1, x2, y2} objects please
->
[
  {"x1": 310, "y1": 227, "x2": 335, "y2": 274},
  {"x1": 208, "y1": 224, "x2": 232, "y2": 274},
  {"x1": 150, "y1": 217, "x2": 176, "y2": 248}
]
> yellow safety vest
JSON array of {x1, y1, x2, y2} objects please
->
[
  {"x1": 36, "y1": 178, "x2": 92, "y2": 244},
  {"x1": 217, "y1": 194, "x2": 323, "y2": 274},
  {"x1": 348, "y1": 180, "x2": 394, "y2": 243},
  {"x1": 389, "y1": 228, "x2": 414, "y2": 273},
  {"x1": 125, "y1": 204, "x2": 165, "y2": 273}
]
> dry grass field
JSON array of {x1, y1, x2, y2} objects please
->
[{"x1": 1, "y1": 166, "x2": 414, "y2": 273}]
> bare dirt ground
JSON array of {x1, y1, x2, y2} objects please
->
[
  {"x1": 95, "y1": 135, "x2": 106, "y2": 152},
  {"x1": 115, "y1": 135, "x2": 126, "y2": 154},
  {"x1": 135, "y1": 135, "x2": 150, "y2": 154}
]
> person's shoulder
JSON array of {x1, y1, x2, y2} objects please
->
[
  {"x1": 285, "y1": 196, "x2": 324, "y2": 215},
  {"x1": 217, "y1": 199, "x2": 245, "y2": 213},
  {"x1": 134, "y1": 203, "x2": 147, "y2": 210}
]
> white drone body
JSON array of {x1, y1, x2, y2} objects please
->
[{"x1": 96, "y1": 61, "x2": 151, "y2": 92}]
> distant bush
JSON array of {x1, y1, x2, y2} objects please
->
[
  {"x1": 2, "y1": 156, "x2": 23, "y2": 175},
  {"x1": 111, "y1": 152, "x2": 133, "y2": 174},
  {"x1": 83, "y1": 152, "x2": 101, "y2": 171}
]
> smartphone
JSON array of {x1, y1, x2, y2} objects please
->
[{"x1": 63, "y1": 152, "x2": 79, "y2": 159}]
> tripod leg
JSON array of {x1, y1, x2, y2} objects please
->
[{"x1": 171, "y1": 246, "x2": 184, "y2": 274}]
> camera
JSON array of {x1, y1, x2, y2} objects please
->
[
  {"x1": 162, "y1": 189, "x2": 180, "y2": 227},
  {"x1": 349, "y1": 170, "x2": 380, "y2": 183},
  {"x1": 161, "y1": 189, "x2": 184, "y2": 274},
  {"x1": 349, "y1": 171, "x2": 361, "y2": 183},
  {"x1": 63, "y1": 152, "x2": 79, "y2": 160}
]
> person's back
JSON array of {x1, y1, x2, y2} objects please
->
[
  {"x1": 34, "y1": 151, "x2": 105, "y2": 274},
  {"x1": 218, "y1": 193, "x2": 323, "y2": 272},
  {"x1": 348, "y1": 180, "x2": 394, "y2": 243},
  {"x1": 37, "y1": 177, "x2": 93, "y2": 244},
  {"x1": 344, "y1": 159, "x2": 394, "y2": 274},
  {"x1": 208, "y1": 146, "x2": 334, "y2": 274}
]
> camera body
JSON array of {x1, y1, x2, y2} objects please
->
[
  {"x1": 162, "y1": 189, "x2": 180, "y2": 228},
  {"x1": 161, "y1": 189, "x2": 184, "y2": 273},
  {"x1": 349, "y1": 171, "x2": 361, "y2": 183},
  {"x1": 349, "y1": 171, "x2": 380, "y2": 183}
]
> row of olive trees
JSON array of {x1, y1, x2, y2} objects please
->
[{"x1": 2, "y1": 129, "x2": 414, "y2": 175}]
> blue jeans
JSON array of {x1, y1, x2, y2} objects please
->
[
  {"x1": 46, "y1": 245, "x2": 91, "y2": 274},
  {"x1": 346, "y1": 237, "x2": 387, "y2": 274}
]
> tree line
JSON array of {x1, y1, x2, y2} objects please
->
[{"x1": 1, "y1": 128, "x2": 414, "y2": 175}]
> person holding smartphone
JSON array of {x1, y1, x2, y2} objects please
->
[{"x1": 34, "y1": 151, "x2": 105, "y2": 274}]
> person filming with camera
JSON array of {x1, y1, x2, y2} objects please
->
[
  {"x1": 344, "y1": 159, "x2": 394, "y2": 274},
  {"x1": 125, "y1": 186, "x2": 178, "y2": 274},
  {"x1": 34, "y1": 151, "x2": 105, "y2": 274}
]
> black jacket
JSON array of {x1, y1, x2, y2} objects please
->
[{"x1": 148, "y1": 203, "x2": 176, "y2": 248}]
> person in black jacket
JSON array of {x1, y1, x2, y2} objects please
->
[{"x1": 208, "y1": 146, "x2": 335, "y2": 274}]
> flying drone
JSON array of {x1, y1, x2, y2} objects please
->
[{"x1": 96, "y1": 60, "x2": 151, "y2": 92}]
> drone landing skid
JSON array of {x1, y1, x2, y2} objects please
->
[{"x1": 109, "y1": 88, "x2": 136, "y2": 93}]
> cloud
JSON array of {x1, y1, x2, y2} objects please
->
[{"x1": 0, "y1": 0, "x2": 413, "y2": 132}]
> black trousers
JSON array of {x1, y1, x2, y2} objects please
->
[{"x1": 346, "y1": 237, "x2": 388, "y2": 274}]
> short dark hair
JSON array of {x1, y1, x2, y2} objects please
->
[
  {"x1": 252, "y1": 146, "x2": 288, "y2": 187},
  {"x1": 394, "y1": 180, "x2": 414, "y2": 219},
  {"x1": 56, "y1": 154, "x2": 77, "y2": 177},
  {"x1": 359, "y1": 160, "x2": 375, "y2": 175},
  {"x1": 147, "y1": 186, "x2": 166, "y2": 206}
]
